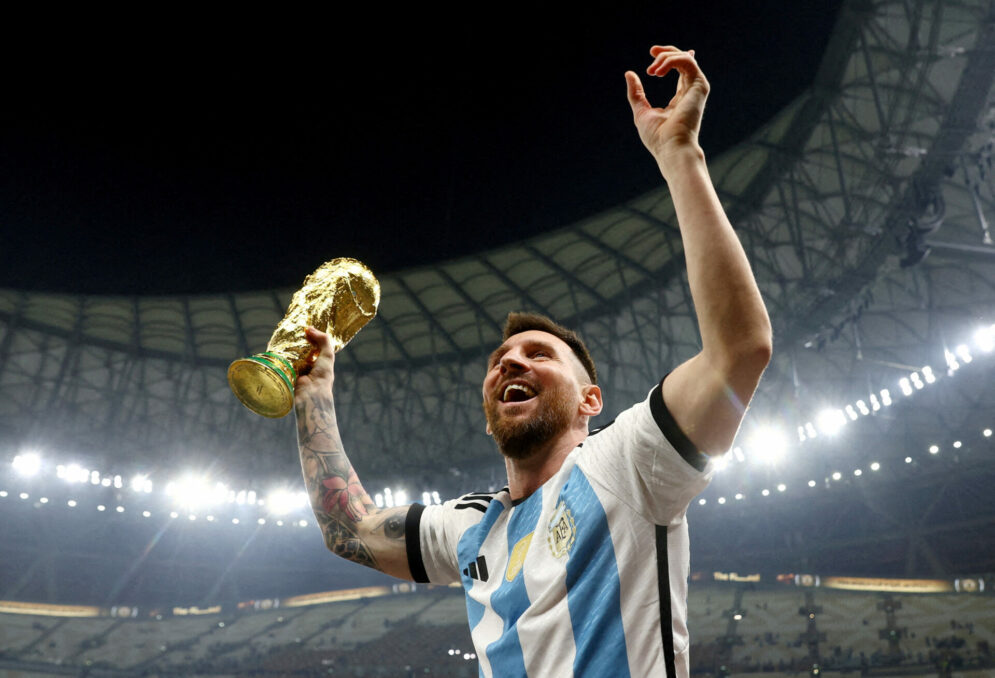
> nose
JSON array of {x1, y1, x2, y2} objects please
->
[{"x1": 499, "y1": 349, "x2": 527, "y2": 373}]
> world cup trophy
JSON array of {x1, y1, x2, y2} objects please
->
[{"x1": 227, "y1": 258, "x2": 380, "y2": 418}]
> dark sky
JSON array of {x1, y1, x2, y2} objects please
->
[{"x1": 1, "y1": 4, "x2": 842, "y2": 295}]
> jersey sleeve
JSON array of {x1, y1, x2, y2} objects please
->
[
  {"x1": 577, "y1": 379, "x2": 714, "y2": 526},
  {"x1": 404, "y1": 497, "x2": 484, "y2": 584}
]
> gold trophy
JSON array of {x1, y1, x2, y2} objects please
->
[{"x1": 227, "y1": 258, "x2": 381, "y2": 418}]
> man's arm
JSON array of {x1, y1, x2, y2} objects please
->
[
  {"x1": 295, "y1": 327, "x2": 413, "y2": 579},
  {"x1": 626, "y1": 46, "x2": 773, "y2": 455}
]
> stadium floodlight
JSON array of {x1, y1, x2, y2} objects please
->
[
  {"x1": 276, "y1": 520, "x2": 284, "y2": 527},
  {"x1": 816, "y1": 409, "x2": 846, "y2": 436},
  {"x1": 422, "y1": 492, "x2": 431, "y2": 505},
  {"x1": 945, "y1": 349, "x2": 960, "y2": 373},
  {"x1": 374, "y1": 493, "x2": 384, "y2": 508},
  {"x1": 39, "y1": 497, "x2": 49, "y2": 504},
  {"x1": 232, "y1": 518, "x2": 240, "y2": 525},
  {"x1": 853, "y1": 469, "x2": 862, "y2": 477},
  {"x1": 975, "y1": 326, "x2": 995, "y2": 353},
  {"x1": 717, "y1": 497, "x2": 726, "y2": 504},
  {"x1": 100, "y1": 478, "x2": 111, "y2": 487},
  {"x1": 899, "y1": 378, "x2": 913, "y2": 396},
  {"x1": 169, "y1": 511, "x2": 178, "y2": 519},
  {"x1": 804, "y1": 422, "x2": 817, "y2": 438},
  {"x1": 984, "y1": 429, "x2": 992, "y2": 438},
  {"x1": 0, "y1": 491, "x2": 7, "y2": 497},
  {"x1": 807, "y1": 480, "x2": 816, "y2": 487},
  {"x1": 797, "y1": 426, "x2": 807, "y2": 442},
  {"x1": 113, "y1": 475, "x2": 123, "y2": 489},
  {"x1": 844, "y1": 405, "x2": 858, "y2": 421},
  {"x1": 905, "y1": 457, "x2": 912, "y2": 464},
  {"x1": 298, "y1": 520, "x2": 308, "y2": 527},
  {"x1": 12, "y1": 452, "x2": 41, "y2": 477},
  {"x1": 19, "y1": 492, "x2": 29, "y2": 500},
  {"x1": 116, "y1": 506, "x2": 124, "y2": 513},
  {"x1": 955, "y1": 344, "x2": 972, "y2": 364},
  {"x1": 777, "y1": 484, "x2": 786, "y2": 492},
  {"x1": 953, "y1": 441, "x2": 962, "y2": 449},
  {"x1": 746, "y1": 426, "x2": 788, "y2": 465},
  {"x1": 929, "y1": 445, "x2": 939, "y2": 454},
  {"x1": 869, "y1": 394, "x2": 881, "y2": 411},
  {"x1": 90, "y1": 471, "x2": 100, "y2": 485},
  {"x1": 431, "y1": 491, "x2": 441, "y2": 504},
  {"x1": 870, "y1": 462, "x2": 880, "y2": 471},
  {"x1": 698, "y1": 498, "x2": 706, "y2": 506},
  {"x1": 762, "y1": 489, "x2": 770, "y2": 496},
  {"x1": 131, "y1": 474, "x2": 152, "y2": 493},
  {"x1": 712, "y1": 455, "x2": 729, "y2": 473},
  {"x1": 831, "y1": 472, "x2": 842, "y2": 481},
  {"x1": 267, "y1": 489, "x2": 304, "y2": 515},
  {"x1": 880, "y1": 389, "x2": 892, "y2": 406},
  {"x1": 97, "y1": 505, "x2": 106, "y2": 511},
  {"x1": 922, "y1": 366, "x2": 936, "y2": 384},
  {"x1": 910, "y1": 373, "x2": 924, "y2": 390},
  {"x1": 856, "y1": 400, "x2": 869, "y2": 416},
  {"x1": 733, "y1": 447, "x2": 745, "y2": 463},
  {"x1": 67, "y1": 499, "x2": 77, "y2": 507},
  {"x1": 734, "y1": 493, "x2": 744, "y2": 501},
  {"x1": 142, "y1": 510, "x2": 151, "y2": 517},
  {"x1": 257, "y1": 518, "x2": 266, "y2": 525}
]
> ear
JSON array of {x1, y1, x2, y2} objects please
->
[{"x1": 578, "y1": 385, "x2": 603, "y2": 417}]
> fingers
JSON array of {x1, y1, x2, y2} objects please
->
[
  {"x1": 305, "y1": 326, "x2": 333, "y2": 351},
  {"x1": 624, "y1": 71, "x2": 651, "y2": 114},
  {"x1": 647, "y1": 49, "x2": 698, "y2": 78}
]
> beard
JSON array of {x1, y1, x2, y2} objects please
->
[{"x1": 484, "y1": 385, "x2": 576, "y2": 460}]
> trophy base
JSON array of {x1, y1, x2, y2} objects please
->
[{"x1": 227, "y1": 353, "x2": 297, "y2": 418}]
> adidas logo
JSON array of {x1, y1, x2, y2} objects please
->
[{"x1": 462, "y1": 555, "x2": 489, "y2": 582}]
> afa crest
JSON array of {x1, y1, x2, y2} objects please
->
[{"x1": 547, "y1": 501, "x2": 576, "y2": 558}]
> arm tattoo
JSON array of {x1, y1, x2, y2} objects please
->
[
  {"x1": 372, "y1": 510, "x2": 406, "y2": 540},
  {"x1": 296, "y1": 389, "x2": 380, "y2": 569}
]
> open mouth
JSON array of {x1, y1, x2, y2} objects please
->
[{"x1": 501, "y1": 383, "x2": 537, "y2": 403}]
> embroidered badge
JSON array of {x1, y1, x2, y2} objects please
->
[
  {"x1": 547, "y1": 500, "x2": 576, "y2": 558},
  {"x1": 505, "y1": 532, "x2": 533, "y2": 582}
]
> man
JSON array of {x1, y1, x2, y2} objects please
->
[{"x1": 294, "y1": 46, "x2": 772, "y2": 677}]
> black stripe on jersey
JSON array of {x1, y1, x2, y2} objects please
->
[
  {"x1": 454, "y1": 502, "x2": 488, "y2": 513},
  {"x1": 650, "y1": 380, "x2": 710, "y2": 472},
  {"x1": 656, "y1": 524, "x2": 677, "y2": 678},
  {"x1": 461, "y1": 493, "x2": 497, "y2": 502},
  {"x1": 404, "y1": 503, "x2": 430, "y2": 584}
]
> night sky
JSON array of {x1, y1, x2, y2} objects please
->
[{"x1": 1, "y1": 4, "x2": 842, "y2": 295}]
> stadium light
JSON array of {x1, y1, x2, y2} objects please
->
[
  {"x1": 816, "y1": 409, "x2": 846, "y2": 436},
  {"x1": 267, "y1": 489, "x2": 305, "y2": 515},
  {"x1": 870, "y1": 462, "x2": 880, "y2": 471},
  {"x1": 929, "y1": 445, "x2": 939, "y2": 455},
  {"x1": 922, "y1": 366, "x2": 936, "y2": 384},
  {"x1": 880, "y1": 389, "x2": 892, "y2": 406},
  {"x1": 12, "y1": 452, "x2": 41, "y2": 477},
  {"x1": 953, "y1": 440, "x2": 962, "y2": 449},
  {"x1": 746, "y1": 426, "x2": 788, "y2": 465},
  {"x1": 984, "y1": 429, "x2": 992, "y2": 438},
  {"x1": 955, "y1": 344, "x2": 972, "y2": 364},
  {"x1": 975, "y1": 326, "x2": 995, "y2": 353}
]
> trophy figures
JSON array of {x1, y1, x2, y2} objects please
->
[{"x1": 227, "y1": 258, "x2": 380, "y2": 418}]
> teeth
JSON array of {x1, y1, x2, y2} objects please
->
[{"x1": 503, "y1": 383, "x2": 536, "y2": 402}]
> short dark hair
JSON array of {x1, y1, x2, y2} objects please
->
[{"x1": 502, "y1": 312, "x2": 597, "y2": 385}]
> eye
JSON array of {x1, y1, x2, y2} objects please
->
[{"x1": 532, "y1": 350, "x2": 550, "y2": 359}]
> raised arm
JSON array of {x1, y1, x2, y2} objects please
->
[
  {"x1": 626, "y1": 46, "x2": 773, "y2": 455},
  {"x1": 295, "y1": 327, "x2": 413, "y2": 579}
]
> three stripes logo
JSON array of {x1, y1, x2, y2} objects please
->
[{"x1": 462, "y1": 555, "x2": 489, "y2": 582}]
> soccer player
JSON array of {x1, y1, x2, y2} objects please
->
[{"x1": 294, "y1": 46, "x2": 772, "y2": 677}]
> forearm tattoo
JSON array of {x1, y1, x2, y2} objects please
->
[{"x1": 295, "y1": 390, "x2": 379, "y2": 569}]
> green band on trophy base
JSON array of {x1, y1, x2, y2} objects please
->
[{"x1": 227, "y1": 355, "x2": 297, "y2": 419}]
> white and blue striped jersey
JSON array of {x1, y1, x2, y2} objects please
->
[{"x1": 405, "y1": 382, "x2": 713, "y2": 678}]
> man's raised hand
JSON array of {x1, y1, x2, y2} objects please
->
[
  {"x1": 625, "y1": 46, "x2": 710, "y2": 166},
  {"x1": 296, "y1": 326, "x2": 335, "y2": 395}
]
